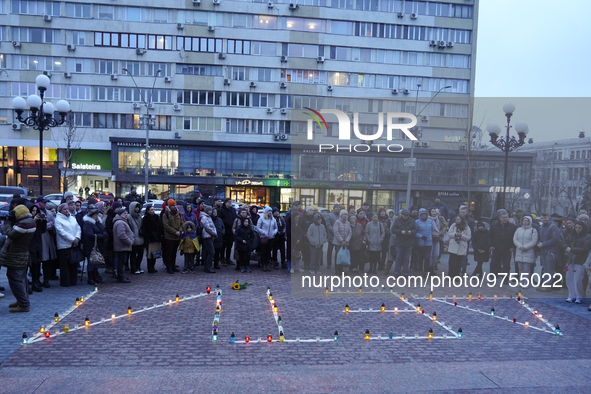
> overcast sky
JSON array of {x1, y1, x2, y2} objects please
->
[{"x1": 474, "y1": 0, "x2": 591, "y2": 142}]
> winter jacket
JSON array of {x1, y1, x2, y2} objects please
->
[
  {"x1": 365, "y1": 220, "x2": 385, "y2": 251},
  {"x1": 290, "y1": 218, "x2": 304, "y2": 253},
  {"x1": 141, "y1": 212, "x2": 162, "y2": 244},
  {"x1": 429, "y1": 201, "x2": 450, "y2": 221},
  {"x1": 124, "y1": 192, "x2": 143, "y2": 204},
  {"x1": 113, "y1": 214, "x2": 134, "y2": 252},
  {"x1": 391, "y1": 216, "x2": 417, "y2": 247},
  {"x1": 332, "y1": 217, "x2": 353, "y2": 245},
  {"x1": 249, "y1": 206, "x2": 260, "y2": 226},
  {"x1": 212, "y1": 215, "x2": 225, "y2": 248},
  {"x1": 55, "y1": 212, "x2": 81, "y2": 250},
  {"x1": 357, "y1": 217, "x2": 369, "y2": 230},
  {"x1": 200, "y1": 212, "x2": 217, "y2": 239},
  {"x1": 561, "y1": 229, "x2": 591, "y2": 266},
  {"x1": 273, "y1": 209, "x2": 286, "y2": 239},
  {"x1": 162, "y1": 209, "x2": 183, "y2": 241},
  {"x1": 82, "y1": 215, "x2": 107, "y2": 258},
  {"x1": 415, "y1": 208, "x2": 434, "y2": 247},
  {"x1": 445, "y1": 224, "x2": 471, "y2": 256},
  {"x1": 472, "y1": 229, "x2": 491, "y2": 263},
  {"x1": 0, "y1": 213, "x2": 36, "y2": 269},
  {"x1": 234, "y1": 224, "x2": 255, "y2": 252},
  {"x1": 430, "y1": 215, "x2": 444, "y2": 240},
  {"x1": 306, "y1": 217, "x2": 327, "y2": 247},
  {"x1": 257, "y1": 214, "x2": 278, "y2": 239},
  {"x1": 233, "y1": 215, "x2": 253, "y2": 233},
  {"x1": 539, "y1": 222, "x2": 562, "y2": 254},
  {"x1": 128, "y1": 201, "x2": 144, "y2": 246},
  {"x1": 513, "y1": 216, "x2": 538, "y2": 264},
  {"x1": 182, "y1": 202, "x2": 198, "y2": 227},
  {"x1": 180, "y1": 221, "x2": 200, "y2": 254},
  {"x1": 325, "y1": 210, "x2": 340, "y2": 242},
  {"x1": 489, "y1": 221, "x2": 517, "y2": 251},
  {"x1": 219, "y1": 204, "x2": 237, "y2": 240},
  {"x1": 105, "y1": 209, "x2": 117, "y2": 249},
  {"x1": 29, "y1": 214, "x2": 46, "y2": 256},
  {"x1": 349, "y1": 222, "x2": 366, "y2": 251}
]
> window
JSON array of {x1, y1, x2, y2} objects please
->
[
  {"x1": 121, "y1": 6, "x2": 144, "y2": 22},
  {"x1": 152, "y1": 115, "x2": 171, "y2": 131},
  {"x1": 180, "y1": 116, "x2": 221, "y2": 132},
  {"x1": 71, "y1": 112, "x2": 91, "y2": 127},
  {"x1": 176, "y1": 64, "x2": 223, "y2": 76},
  {"x1": 94, "y1": 86, "x2": 115, "y2": 101},
  {"x1": 252, "y1": 94, "x2": 275, "y2": 108},
  {"x1": 12, "y1": 82, "x2": 60, "y2": 98},
  {"x1": 97, "y1": 60, "x2": 116, "y2": 74},
  {"x1": 288, "y1": 44, "x2": 318, "y2": 58},
  {"x1": 227, "y1": 39, "x2": 250, "y2": 55},
  {"x1": 72, "y1": 31, "x2": 87, "y2": 46},
  {"x1": 96, "y1": 32, "x2": 145, "y2": 48},
  {"x1": 66, "y1": 2, "x2": 90, "y2": 18},
  {"x1": 177, "y1": 90, "x2": 221, "y2": 105},
  {"x1": 256, "y1": 68, "x2": 273, "y2": 82},
  {"x1": 251, "y1": 41, "x2": 276, "y2": 56},
  {"x1": 226, "y1": 92, "x2": 250, "y2": 107},
  {"x1": 13, "y1": 27, "x2": 59, "y2": 43},
  {"x1": 148, "y1": 35, "x2": 172, "y2": 50},
  {"x1": 121, "y1": 114, "x2": 141, "y2": 129},
  {"x1": 230, "y1": 66, "x2": 247, "y2": 80},
  {"x1": 177, "y1": 36, "x2": 221, "y2": 52},
  {"x1": 12, "y1": 1, "x2": 60, "y2": 15},
  {"x1": 285, "y1": 18, "x2": 325, "y2": 32},
  {"x1": 66, "y1": 85, "x2": 91, "y2": 100},
  {"x1": 12, "y1": 55, "x2": 62, "y2": 71},
  {"x1": 254, "y1": 15, "x2": 277, "y2": 29},
  {"x1": 98, "y1": 5, "x2": 114, "y2": 20},
  {"x1": 93, "y1": 113, "x2": 118, "y2": 128}
]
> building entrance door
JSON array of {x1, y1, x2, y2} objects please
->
[{"x1": 231, "y1": 189, "x2": 245, "y2": 204}]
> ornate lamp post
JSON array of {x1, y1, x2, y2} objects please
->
[
  {"x1": 12, "y1": 74, "x2": 70, "y2": 195},
  {"x1": 486, "y1": 103, "x2": 529, "y2": 211}
]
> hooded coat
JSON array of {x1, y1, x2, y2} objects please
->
[
  {"x1": 445, "y1": 222, "x2": 472, "y2": 256},
  {"x1": 513, "y1": 216, "x2": 538, "y2": 264},
  {"x1": 200, "y1": 211, "x2": 217, "y2": 239},
  {"x1": 415, "y1": 208, "x2": 434, "y2": 247},
  {"x1": 211, "y1": 209, "x2": 225, "y2": 248},
  {"x1": 472, "y1": 225, "x2": 491, "y2": 263},
  {"x1": 306, "y1": 214, "x2": 327, "y2": 247},
  {"x1": 561, "y1": 223, "x2": 591, "y2": 266},
  {"x1": 55, "y1": 211, "x2": 81, "y2": 250},
  {"x1": 365, "y1": 219, "x2": 385, "y2": 251},
  {"x1": 128, "y1": 201, "x2": 144, "y2": 246},
  {"x1": 182, "y1": 202, "x2": 198, "y2": 227},
  {"x1": 332, "y1": 215, "x2": 353, "y2": 246},
  {"x1": 234, "y1": 221, "x2": 255, "y2": 252},
  {"x1": 0, "y1": 206, "x2": 36, "y2": 269},
  {"x1": 141, "y1": 210, "x2": 162, "y2": 244},
  {"x1": 113, "y1": 214, "x2": 134, "y2": 252},
  {"x1": 249, "y1": 205, "x2": 260, "y2": 226},
  {"x1": 257, "y1": 208, "x2": 278, "y2": 239},
  {"x1": 180, "y1": 221, "x2": 200, "y2": 254},
  {"x1": 82, "y1": 215, "x2": 107, "y2": 258}
]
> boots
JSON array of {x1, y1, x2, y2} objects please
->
[
  {"x1": 87, "y1": 271, "x2": 97, "y2": 286},
  {"x1": 94, "y1": 270, "x2": 103, "y2": 283},
  {"x1": 384, "y1": 261, "x2": 394, "y2": 276}
]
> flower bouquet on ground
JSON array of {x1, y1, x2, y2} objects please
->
[{"x1": 231, "y1": 280, "x2": 253, "y2": 290}]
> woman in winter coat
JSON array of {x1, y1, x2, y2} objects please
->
[
  {"x1": 82, "y1": 208, "x2": 107, "y2": 286},
  {"x1": 513, "y1": 216, "x2": 539, "y2": 287},
  {"x1": 348, "y1": 215, "x2": 367, "y2": 273},
  {"x1": 141, "y1": 204, "x2": 161, "y2": 273},
  {"x1": 55, "y1": 203, "x2": 82, "y2": 287},
  {"x1": 415, "y1": 208, "x2": 434, "y2": 275},
  {"x1": 112, "y1": 208, "x2": 134, "y2": 283},
  {"x1": 306, "y1": 213, "x2": 327, "y2": 274},
  {"x1": 332, "y1": 210, "x2": 352, "y2": 251},
  {"x1": 28, "y1": 205, "x2": 46, "y2": 292},
  {"x1": 249, "y1": 205, "x2": 260, "y2": 227},
  {"x1": 365, "y1": 213, "x2": 385, "y2": 274},
  {"x1": 429, "y1": 208, "x2": 445, "y2": 271},
  {"x1": 289, "y1": 211, "x2": 305, "y2": 273},
  {"x1": 127, "y1": 201, "x2": 145, "y2": 275},
  {"x1": 561, "y1": 221, "x2": 591, "y2": 303},
  {"x1": 256, "y1": 207, "x2": 278, "y2": 271},
  {"x1": 377, "y1": 208, "x2": 391, "y2": 270},
  {"x1": 104, "y1": 201, "x2": 122, "y2": 274},
  {"x1": 182, "y1": 201, "x2": 198, "y2": 227},
  {"x1": 234, "y1": 217, "x2": 254, "y2": 273},
  {"x1": 211, "y1": 208, "x2": 225, "y2": 270},
  {"x1": 471, "y1": 221, "x2": 491, "y2": 279},
  {"x1": 445, "y1": 216, "x2": 471, "y2": 278}
]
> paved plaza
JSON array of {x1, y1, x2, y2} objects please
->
[{"x1": 1, "y1": 254, "x2": 591, "y2": 393}]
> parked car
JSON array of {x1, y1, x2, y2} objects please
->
[
  {"x1": 98, "y1": 192, "x2": 114, "y2": 202},
  {"x1": 0, "y1": 204, "x2": 10, "y2": 219},
  {"x1": 45, "y1": 193, "x2": 80, "y2": 205}
]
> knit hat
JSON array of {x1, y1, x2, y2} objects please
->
[
  {"x1": 64, "y1": 191, "x2": 73, "y2": 199},
  {"x1": 14, "y1": 205, "x2": 29, "y2": 219},
  {"x1": 340, "y1": 210, "x2": 349, "y2": 218},
  {"x1": 401, "y1": 208, "x2": 410, "y2": 215},
  {"x1": 272, "y1": 207, "x2": 279, "y2": 213},
  {"x1": 349, "y1": 215, "x2": 357, "y2": 221},
  {"x1": 112, "y1": 201, "x2": 122, "y2": 210},
  {"x1": 57, "y1": 203, "x2": 68, "y2": 213},
  {"x1": 333, "y1": 204, "x2": 341, "y2": 209},
  {"x1": 167, "y1": 199, "x2": 177, "y2": 207},
  {"x1": 378, "y1": 207, "x2": 386, "y2": 213},
  {"x1": 305, "y1": 206, "x2": 314, "y2": 212},
  {"x1": 86, "y1": 208, "x2": 99, "y2": 217},
  {"x1": 347, "y1": 205, "x2": 355, "y2": 212},
  {"x1": 87, "y1": 197, "x2": 97, "y2": 206},
  {"x1": 264, "y1": 206, "x2": 273, "y2": 214},
  {"x1": 577, "y1": 214, "x2": 590, "y2": 222}
]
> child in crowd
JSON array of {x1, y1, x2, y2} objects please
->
[
  {"x1": 471, "y1": 221, "x2": 490, "y2": 279},
  {"x1": 180, "y1": 221, "x2": 200, "y2": 273}
]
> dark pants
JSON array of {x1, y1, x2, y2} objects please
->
[
  {"x1": 163, "y1": 239, "x2": 179, "y2": 271},
  {"x1": 416, "y1": 245, "x2": 432, "y2": 273},
  {"x1": 301, "y1": 240, "x2": 310, "y2": 269},
  {"x1": 368, "y1": 250, "x2": 381, "y2": 273},
  {"x1": 214, "y1": 247, "x2": 222, "y2": 267},
  {"x1": 309, "y1": 245, "x2": 323, "y2": 272},
  {"x1": 30, "y1": 251, "x2": 42, "y2": 285},
  {"x1": 350, "y1": 248, "x2": 363, "y2": 271},
  {"x1": 472, "y1": 260, "x2": 486, "y2": 278},
  {"x1": 58, "y1": 248, "x2": 77, "y2": 287},
  {"x1": 222, "y1": 239, "x2": 234, "y2": 262},
  {"x1": 448, "y1": 253, "x2": 463, "y2": 277},
  {"x1": 490, "y1": 249, "x2": 512, "y2": 276},
  {"x1": 326, "y1": 242, "x2": 336, "y2": 268},
  {"x1": 272, "y1": 236, "x2": 286, "y2": 265},
  {"x1": 259, "y1": 239, "x2": 274, "y2": 268},
  {"x1": 130, "y1": 245, "x2": 144, "y2": 272},
  {"x1": 147, "y1": 258, "x2": 156, "y2": 272},
  {"x1": 116, "y1": 251, "x2": 129, "y2": 276},
  {"x1": 7, "y1": 267, "x2": 30, "y2": 308},
  {"x1": 238, "y1": 250, "x2": 250, "y2": 267},
  {"x1": 202, "y1": 238, "x2": 214, "y2": 271},
  {"x1": 394, "y1": 245, "x2": 413, "y2": 276}
]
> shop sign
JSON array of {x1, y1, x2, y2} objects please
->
[
  {"x1": 263, "y1": 179, "x2": 291, "y2": 187},
  {"x1": 235, "y1": 179, "x2": 263, "y2": 186},
  {"x1": 436, "y1": 191, "x2": 461, "y2": 197},
  {"x1": 293, "y1": 181, "x2": 331, "y2": 187},
  {"x1": 489, "y1": 186, "x2": 521, "y2": 194},
  {"x1": 72, "y1": 149, "x2": 111, "y2": 171},
  {"x1": 72, "y1": 163, "x2": 101, "y2": 170}
]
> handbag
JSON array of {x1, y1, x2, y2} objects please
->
[
  {"x1": 151, "y1": 250, "x2": 163, "y2": 259},
  {"x1": 336, "y1": 246, "x2": 351, "y2": 266},
  {"x1": 89, "y1": 235, "x2": 105, "y2": 266},
  {"x1": 260, "y1": 237, "x2": 270, "y2": 245},
  {"x1": 70, "y1": 247, "x2": 85, "y2": 264}
]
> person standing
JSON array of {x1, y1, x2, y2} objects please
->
[
  {"x1": 36, "y1": 196, "x2": 57, "y2": 288},
  {"x1": 471, "y1": 222, "x2": 491, "y2": 279},
  {"x1": 513, "y1": 216, "x2": 538, "y2": 289},
  {"x1": 234, "y1": 217, "x2": 255, "y2": 273},
  {"x1": 415, "y1": 208, "x2": 434, "y2": 276},
  {"x1": 180, "y1": 221, "x2": 199, "y2": 273},
  {"x1": 377, "y1": 208, "x2": 391, "y2": 270},
  {"x1": 306, "y1": 213, "x2": 327, "y2": 274},
  {"x1": 445, "y1": 216, "x2": 471, "y2": 277},
  {"x1": 271, "y1": 207, "x2": 286, "y2": 269},
  {"x1": 365, "y1": 213, "x2": 385, "y2": 274},
  {"x1": 332, "y1": 210, "x2": 352, "y2": 263},
  {"x1": 249, "y1": 205, "x2": 260, "y2": 227},
  {"x1": 562, "y1": 221, "x2": 591, "y2": 303},
  {"x1": 162, "y1": 199, "x2": 183, "y2": 274},
  {"x1": 219, "y1": 198, "x2": 237, "y2": 266},
  {"x1": 124, "y1": 186, "x2": 144, "y2": 204},
  {"x1": 141, "y1": 204, "x2": 162, "y2": 273},
  {"x1": 105, "y1": 201, "x2": 122, "y2": 275},
  {"x1": 127, "y1": 202, "x2": 144, "y2": 275},
  {"x1": 256, "y1": 207, "x2": 278, "y2": 272},
  {"x1": 325, "y1": 204, "x2": 341, "y2": 270},
  {"x1": 1, "y1": 205, "x2": 36, "y2": 312},
  {"x1": 429, "y1": 195, "x2": 450, "y2": 222},
  {"x1": 391, "y1": 209, "x2": 417, "y2": 277},
  {"x1": 211, "y1": 208, "x2": 225, "y2": 270},
  {"x1": 82, "y1": 208, "x2": 107, "y2": 286},
  {"x1": 112, "y1": 208, "x2": 133, "y2": 283},
  {"x1": 55, "y1": 203, "x2": 81, "y2": 287},
  {"x1": 28, "y1": 205, "x2": 46, "y2": 293},
  {"x1": 200, "y1": 206, "x2": 217, "y2": 273},
  {"x1": 489, "y1": 210, "x2": 517, "y2": 285},
  {"x1": 536, "y1": 213, "x2": 562, "y2": 292},
  {"x1": 348, "y1": 215, "x2": 366, "y2": 273},
  {"x1": 429, "y1": 208, "x2": 445, "y2": 272}
]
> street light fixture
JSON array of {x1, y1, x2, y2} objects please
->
[
  {"x1": 12, "y1": 74, "x2": 71, "y2": 195},
  {"x1": 405, "y1": 85, "x2": 452, "y2": 209},
  {"x1": 122, "y1": 68, "x2": 161, "y2": 201},
  {"x1": 486, "y1": 103, "x2": 529, "y2": 211}
]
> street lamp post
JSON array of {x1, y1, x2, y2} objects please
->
[
  {"x1": 404, "y1": 85, "x2": 451, "y2": 209},
  {"x1": 122, "y1": 68, "x2": 161, "y2": 201},
  {"x1": 12, "y1": 74, "x2": 71, "y2": 195},
  {"x1": 547, "y1": 142, "x2": 558, "y2": 213},
  {"x1": 486, "y1": 103, "x2": 529, "y2": 211}
]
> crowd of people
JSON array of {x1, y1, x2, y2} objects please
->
[{"x1": 1, "y1": 191, "x2": 590, "y2": 313}]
